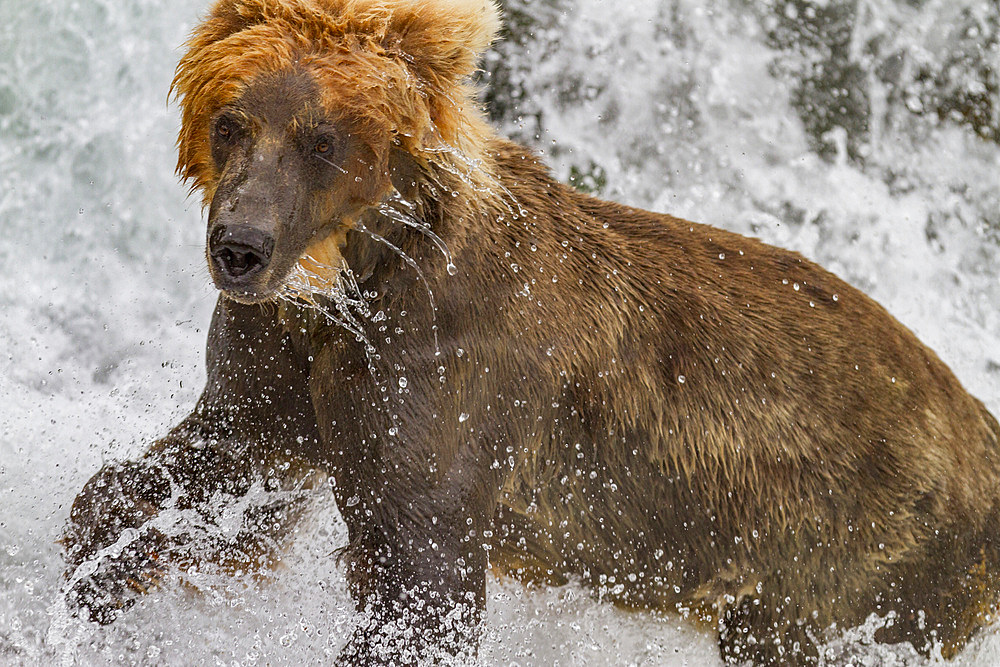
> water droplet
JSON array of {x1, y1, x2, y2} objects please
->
[
  {"x1": 446, "y1": 262, "x2": 458, "y2": 275},
  {"x1": 459, "y1": 413, "x2": 470, "y2": 422},
  {"x1": 793, "y1": 282, "x2": 800, "y2": 291},
  {"x1": 677, "y1": 375, "x2": 686, "y2": 384},
  {"x1": 398, "y1": 376, "x2": 408, "y2": 389},
  {"x1": 345, "y1": 495, "x2": 360, "y2": 507},
  {"x1": 718, "y1": 253, "x2": 725, "y2": 260},
  {"x1": 388, "y1": 426, "x2": 398, "y2": 436}
]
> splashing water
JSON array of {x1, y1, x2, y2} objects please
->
[
  {"x1": 1, "y1": 0, "x2": 999, "y2": 664},
  {"x1": 279, "y1": 257, "x2": 374, "y2": 349}
]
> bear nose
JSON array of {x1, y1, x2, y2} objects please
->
[{"x1": 209, "y1": 225, "x2": 274, "y2": 280}]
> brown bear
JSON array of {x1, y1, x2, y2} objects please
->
[{"x1": 64, "y1": 0, "x2": 1000, "y2": 664}]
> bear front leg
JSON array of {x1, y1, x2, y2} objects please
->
[
  {"x1": 63, "y1": 458, "x2": 172, "y2": 623},
  {"x1": 334, "y1": 486, "x2": 494, "y2": 665},
  {"x1": 63, "y1": 298, "x2": 322, "y2": 623},
  {"x1": 718, "y1": 587, "x2": 823, "y2": 666},
  {"x1": 63, "y1": 419, "x2": 262, "y2": 623}
]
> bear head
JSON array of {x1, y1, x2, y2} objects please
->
[{"x1": 171, "y1": 0, "x2": 500, "y2": 303}]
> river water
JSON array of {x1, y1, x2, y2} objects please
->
[{"x1": 1, "y1": 0, "x2": 998, "y2": 664}]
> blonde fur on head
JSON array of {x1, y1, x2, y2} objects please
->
[{"x1": 171, "y1": 0, "x2": 502, "y2": 200}]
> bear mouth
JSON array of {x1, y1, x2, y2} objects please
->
[
  {"x1": 214, "y1": 264, "x2": 330, "y2": 306},
  {"x1": 209, "y1": 257, "x2": 283, "y2": 305},
  {"x1": 217, "y1": 284, "x2": 276, "y2": 305}
]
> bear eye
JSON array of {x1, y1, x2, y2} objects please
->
[
  {"x1": 314, "y1": 137, "x2": 333, "y2": 155},
  {"x1": 308, "y1": 132, "x2": 345, "y2": 172},
  {"x1": 214, "y1": 115, "x2": 239, "y2": 141}
]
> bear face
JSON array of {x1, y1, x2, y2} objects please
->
[
  {"x1": 171, "y1": 0, "x2": 502, "y2": 303},
  {"x1": 202, "y1": 67, "x2": 390, "y2": 302}
]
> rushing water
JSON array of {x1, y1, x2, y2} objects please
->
[{"x1": 1, "y1": 0, "x2": 998, "y2": 664}]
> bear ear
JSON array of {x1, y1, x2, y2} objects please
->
[{"x1": 383, "y1": 0, "x2": 501, "y2": 90}]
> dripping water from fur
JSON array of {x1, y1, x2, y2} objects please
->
[
  {"x1": 420, "y1": 129, "x2": 529, "y2": 221},
  {"x1": 278, "y1": 258, "x2": 373, "y2": 349},
  {"x1": 276, "y1": 258, "x2": 397, "y2": 405},
  {"x1": 354, "y1": 222, "x2": 442, "y2": 360},
  {"x1": 378, "y1": 191, "x2": 458, "y2": 276},
  {"x1": 276, "y1": 247, "x2": 436, "y2": 424}
]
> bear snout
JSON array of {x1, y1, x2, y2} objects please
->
[{"x1": 209, "y1": 224, "x2": 274, "y2": 284}]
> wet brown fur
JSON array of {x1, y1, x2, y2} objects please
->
[{"x1": 65, "y1": 0, "x2": 1000, "y2": 663}]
